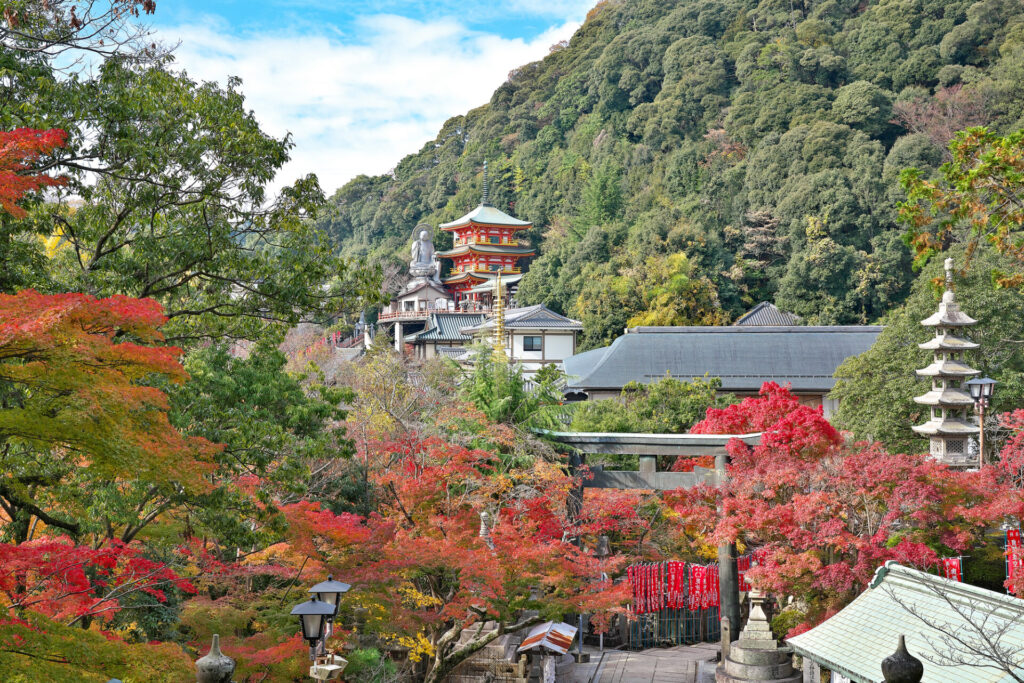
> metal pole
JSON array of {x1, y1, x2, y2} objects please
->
[
  {"x1": 578, "y1": 612, "x2": 583, "y2": 659},
  {"x1": 979, "y1": 401, "x2": 986, "y2": 469}
]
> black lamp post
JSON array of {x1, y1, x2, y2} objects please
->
[
  {"x1": 291, "y1": 596, "x2": 338, "y2": 660},
  {"x1": 966, "y1": 377, "x2": 997, "y2": 467}
]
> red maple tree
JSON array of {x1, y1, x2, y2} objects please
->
[
  {"x1": 281, "y1": 432, "x2": 635, "y2": 683},
  {"x1": 671, "y1": 382, "x2": 1023, "y2": 634},
  {"x1": 0, "y1": 128, "x2": 67, "y2": 217},
  {"x1": 0, "y1": 291, "x2": 220, "y2": 681},
  {"x1": 0, "y1": 289, "x2": 220, "y2": 506},
  {"x1": 0, "y1": 537, "x2": 195, "y2": 626}
]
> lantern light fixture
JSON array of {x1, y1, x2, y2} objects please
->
[
  {"x1": 966, "y1": 377, "x2": 997, "y2": 402},
  {"x1": 308, "y1": 575, "x2": 351, "y2": 621},
  {"x1": 290, "y1": 596, "x2": 336, "y2": 647}
]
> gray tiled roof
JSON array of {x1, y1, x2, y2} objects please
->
[
  {"x1": 734, "y1": 302, "x2": 800, "y2": 326},
  {"x1": 461, "y1": 304, "x2": 582, "y2": 334},
  {"x1": 788, "y1": 561, "x2": 1024, "y2": 683},
  {"x1": 411, "y1": 313, "x2": 485, "y2": 342},
  {"x1": 564, "y1": 325, "x2": 881, "y2": 393},
  {"x1": 436, "y1": 346, "x2": 470, "y2": 361}
]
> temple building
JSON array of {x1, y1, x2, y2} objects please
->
[
  {"x1": 911, "y1": 258, "x2": 980, "y2": 468},
  {"x1": 405, "y1": 311, "x2": 486, "y2": 360},
  {"x1": 459, "y1": 303, "x2": 582, "y2": 375},
  {"x1": 436, "y1": 164, "x2": 535, "y2": 305},
  {"x1": 733, "y1": 301, "x2": 800, "y2": 326},
  {"x1": 563, "y1": 322, "x2": 881, "y2": 416}
]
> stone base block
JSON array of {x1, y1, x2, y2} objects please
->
[
  {"x1": 729, "y1": 647, "x2": 793, "y2": 666},
  {"x1": 715, "y1": 666, "x2": 801, "y2": 683}
]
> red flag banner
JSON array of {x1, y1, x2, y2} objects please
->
[
  {"x1": 737, "y1": 554, "x2": 752, "y2": 591},
  {"x1": 629, "y1": 561, "x2": 722, "y2": 614},
  {"x1": 688, "y1": 564, "x2": 700, "y2": 610},
  {"x1": 667, "y1": 562, "x2": 676, "y2": 609},
  {"x1": 941, "y1": 557, "x2": 963, "y2": 582},
  {"x1": 640, "y1": 564, "x2": 646, "y2": 614},
  {"x1": 628, "y1": 565, "x2": 636, "y2": 615},
  {"x1": 707, "y1": 564, "x2": 720, "y2": 608},
  {"x1": 1008, "y1": 530, "x2": 1024, "y2": 596}
]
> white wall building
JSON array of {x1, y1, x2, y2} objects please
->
[{"x1": 460, "y1": 304, "x2": 582, "y2": 376}]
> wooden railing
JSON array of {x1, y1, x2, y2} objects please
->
[
  {"x1": 452, "y1": 266, "x2": 523, "y2": 275},
  {"x1": 378, "y1": 302, "x2": 496, "y2": 320},
  {"x1": 453, "y1": 237, "x2": 520, "y2": 247}
]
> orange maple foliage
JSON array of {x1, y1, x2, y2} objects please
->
[
  {"x1": 0, "y1": 289, "x2": 220, "y2": 487},
  {"x1": 0, "y1": 128, "x2": 67, "y2": 217},
  {"x1": 278, "y1": 433, "x2": 637, "y2": 682}
]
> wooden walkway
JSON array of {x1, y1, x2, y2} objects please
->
[{"x1": 572, "y1": 644, "x2": 719, "y2": 683}]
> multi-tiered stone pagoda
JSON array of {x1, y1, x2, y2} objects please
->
[{"x1": 912, "y1": 257, "x2": 980, "y2": 467}]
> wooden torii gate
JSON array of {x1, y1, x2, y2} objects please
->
[{"x1": 535, "y1": 430, "x2": 763, "y2": 645}]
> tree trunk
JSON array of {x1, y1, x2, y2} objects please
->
[{"x1": 423, "y1": 615, "x2": 544, "y2": 683}]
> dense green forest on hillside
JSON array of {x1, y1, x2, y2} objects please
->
[{"x1": 316, "y1": 0, "x2": 1024, "y2": 349}]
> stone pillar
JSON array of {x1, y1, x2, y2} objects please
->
[
  {"x1": 721, "y1": 618, "x2": 732, "y2": 662},
  {"x1": 394, "y1": 321, "x2": 403, "y2": 352},
  {"x1": 802, "y1": 657, "x2": 820, "y2": 683},
  {"x1": 541, "y1": 654, "x2": 557, "y2": 683},
  {"x1": 716, "y1": 452, "x2": 740, "y2": 642}
]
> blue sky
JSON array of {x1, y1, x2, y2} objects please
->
[{"x1": 147, "y1": 1, "x2": 592, "y2": 194}]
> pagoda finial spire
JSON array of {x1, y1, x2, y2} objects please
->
[
  {"x1": 945, "y1": 257, "x2": 955, "y2": 290},
  {"x1": 482, "y1": 159, "x2": 491, "y2": 206},
  {"x1": 493, "y1": 271, "x2": 506, "y2": 360}
]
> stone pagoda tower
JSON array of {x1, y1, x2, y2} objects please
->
[{"x1": 912, "y1": 258, "x2": 980, "y2": 467}]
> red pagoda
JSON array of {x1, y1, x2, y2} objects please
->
[{"x1": 436, "y1": 165, "x2": 535, "y2": 302}]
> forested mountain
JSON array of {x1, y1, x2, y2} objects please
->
[{"x1": 316, "y1": 0, "x2": 1024, "y2": 348}]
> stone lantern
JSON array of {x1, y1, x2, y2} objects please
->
[
  {"x1": 195, "y1": 634, "x2": 235, "y2": 683},
  {"x1": 912, "y1": 258, "x2": 980, "y2": 467}
]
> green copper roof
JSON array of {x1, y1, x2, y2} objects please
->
[
  {"x1": 436, "y1": 243, "x2": 535, "y2": 257},
  {"x1": 788, "y1": 561, "x2": 1024, "y2": 683},
  {"x1": 410, "y1": 313, "x2": 485, "y2": 342},
  {"x1": 439, "y1": 204, "x2": 532, "y2": 230},
  {"x1": 468, "y1": 273, "x2": 523, "y2": 293}
]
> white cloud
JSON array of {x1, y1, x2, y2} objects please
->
[{"x1": 159, "y1": 14, "x2": 581, "y2": 196}]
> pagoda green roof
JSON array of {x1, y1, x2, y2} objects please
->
[
  {"x1": 439, "y1": 204, "x2": 532, "y2": 230},
  {"x1": 436, "y1": 243, "x2": 535, "y2": 257}
]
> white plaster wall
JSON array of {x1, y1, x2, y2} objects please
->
[{"x1": 544, "y1": 334, "x2": 575, "y2": 361}]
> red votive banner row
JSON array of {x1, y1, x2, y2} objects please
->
[{"x1": 627, "y1": 560, "x2": 737, "y2": 614}]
